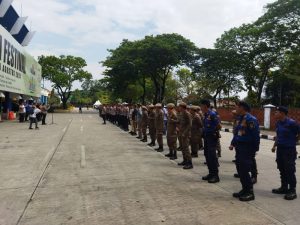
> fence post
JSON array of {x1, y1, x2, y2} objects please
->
[{"x1": 263, "y1": 104, "x2": 275, "y2": 129}]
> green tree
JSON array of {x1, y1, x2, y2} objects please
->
[
  {"x1": 193, "y1": 48, "x2": 244, "y2": 107},
  {"x1": 39, "y1": 55, "x2": 92, "y2": 109}
]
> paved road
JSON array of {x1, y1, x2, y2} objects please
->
[{"x1": 0, "y1": 110, "x2": 299, "y2": 225}]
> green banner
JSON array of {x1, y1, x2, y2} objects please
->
[{"x1": 0, "y1": 25, "x2": 41, "y2": 97}]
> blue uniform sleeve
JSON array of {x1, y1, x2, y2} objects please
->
[{"x1": 246, "y1": 118, "x2": 260, "y2": 151}]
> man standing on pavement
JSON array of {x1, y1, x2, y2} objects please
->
[
  {"x1": 201, "y1": 99, "x2": 221, "y2": 183},
  {"x1": 190, "y1": 106, "x2": 203, "y2": 158},
  {"x1": 147, "y1": 105, "x2": 156, "y2": 146},
  {"x1": 271, "y1": 106, "x2": 300, "y2": 200},
  {"x1": 29, "y1": 105, "x2": 41, "y2": 130},
  {"x1": 155, "y1": 103, "x2": 164, "y2": 152},
  {"x1": 101, "y1": 105, "x2": 107, "y2": 124},
  {"x1": 177, "y1": 102, "x2": 193, "y2": 169},
  {"x1": 165, "y1": 103, "x2": 178, "y2": 160},
  {"x1": 230, "y1": 101, "x2": 260, "y2": 202},
  {"x1": 136, "y1": 104, "x2": 143, "y2": 139},
  {"x1": 141, "y1": 106, "x2": 149, "y2": 143},
  {"x1": 40, "y1": 103, "x2": 49, "y2": 125}
]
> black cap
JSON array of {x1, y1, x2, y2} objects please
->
[
  {"x1": 276, "y1": 106, "x2": 288, "y2": 115},
  {"x1": 200, "y1": 99, "x2": 211, "y2": 107},
  {"x1": 237, "y1": 101, "x2": 251, "y2": 112}
]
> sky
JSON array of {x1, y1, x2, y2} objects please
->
[{"x1": 12, "y1": 0, "x2": 276, "y2": 91}]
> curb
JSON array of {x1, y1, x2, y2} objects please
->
[{"x1": 220, "y1": 128, "x2": 276, "y2": 141}]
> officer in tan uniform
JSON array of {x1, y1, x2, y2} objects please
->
[
  {"x1": 177, "y1": 102, "x2": 193, "y2": 169},
  {"x1": 141, "y1": 106, "x2": 149, "y2": 143},
  {"x1": 190, "y1": 106, "x2": 203, "y2": 158},
  {"x1": 165, "y1": 103, "x2": 178, "y2": 160},
  {"x1": 147, "y1": 105, "x2": 156, "y2": 147},
  {"x1": 155, "y1": 103, "x2": 164, "y2": 152}
]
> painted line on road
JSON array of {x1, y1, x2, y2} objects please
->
[
  {"x1": 62, "y1": 126, "x2": 67, "y2": 133},
  {"x1": 80, "y1": 125, "x2": 83, "y2": 132},
  {"x1": 16, "y1": 118, "x2": 73, "y2": 225},
  {"x1": 81, "y1": 145, "x2": 86, "y2": 168}
]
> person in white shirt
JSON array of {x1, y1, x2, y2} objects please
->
[
  {"x1": 19, "y1": 101, "x2": 26, "y2": 123},
  {"x1": 29, "y1": 105, "x2": 41, "y2": 129}
]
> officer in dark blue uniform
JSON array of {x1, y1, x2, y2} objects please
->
[
  {"x1": 271, "y1": 106, "x2": 300, "y2": 200},
  {"x1": 200, "y1": 99, "x2": 221, "y2": 183},
  {"x1": 231, "y1": 101, "x2": 260, "y2": 201}
]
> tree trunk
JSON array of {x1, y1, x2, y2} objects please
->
[{"x1": 62, "y1": 99, "x2": 68, "y2": 109}]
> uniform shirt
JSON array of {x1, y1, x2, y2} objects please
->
[
  {"x1": 155, "y1": 109, "x2": 164, "y2": 131},
  {"x1": 167, "y1": 110, "x2": 178, "y2": 138},
  {"x1": 191, "y1": 113, "x2": 203, "y2": 137},
  {"x1": 178, "y1": 110, "x2": 192, "y2": 137},
  {"x1": 276, "y1": 118, "x2": 300, "y2": 148},
  {"x1": 203, "y1": 110, "x2": 220, "y2": 136},
  {"x1": 231, "y1": 113, "x2": 260, "y2": 150}
]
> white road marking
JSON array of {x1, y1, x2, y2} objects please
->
[
  {"x1": 62, "y1": 127, "x2": 67, "y2": 133},
  {"x1": 81, "y1": 145, "x2": 86, "y2": 168},
  {"x1": 80, "y1": 126, "x2": 83, "y2": 132}
]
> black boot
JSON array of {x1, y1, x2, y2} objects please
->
[
  {"x1": 202, "y1": 174, "x2": 212, "y2": 181},
  {"x1": 284, "y1": 189, "x2": 297, "y2": 200},
  {"x1": 272, "y1": 186, "x2": 288, "y2": 194},
  {"x1": 208, "y1": 176, "x2": 220, "y2": 183},
  {"x1": 239, "y1": 190, "x2": 255, "y2": 202},
  {"x1": 234, "y1": 173, "x2": 240, "y2": 178},
  {"x1": 156, "y1": 147, "x2": 164, "y2": 152},
  {"x1": 178, "y1": 160, "x2": 186, "y2": 166},
  {"x1": 165, "y1": 151, "x2": 172, "y2": 157},
  {"x1": 233, "y1": 189, "x2": 245, "y2": 198},
  {"x1": 170, "y1": 151, "x2": 177, "y2": 160},
  {"x1": 183, "y1": 161, "x2": 193, "y2": 169}
]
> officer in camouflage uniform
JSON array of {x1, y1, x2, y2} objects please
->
[
  {"x1": 190, "y1": 106, "x2": 203, "y2": 158},
  {"x1": 155, "y1": 103, "x2": 164, "y2": 152},
  {"x1": 177, "y1": 102, "x2": 193, "y2": 169},
  {"x1": 165, "y1": 103, "x2": 178, "y2": 160},
  {"x1": 147, "y1": 105, "x2": 156, "y2": 146},
  {"x1": 140, "y1": 106, "x2": 149, "y2": 143}
]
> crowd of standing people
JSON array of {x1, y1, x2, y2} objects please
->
[
  {"x1": 18, "y1": 100, "x2": 49, "y2": 129},
  {"x1": 99, "y1": 100, "x2": 300, "y2": 202}
]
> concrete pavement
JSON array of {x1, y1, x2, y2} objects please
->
[{"x1": 0, "y1": 110, "x2": 299, "y2": 225}]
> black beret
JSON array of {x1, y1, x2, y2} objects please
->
[
  {"x1": 200, "y1": 99, "x2": 211, "y2": 107},
  {"x1": 237, "y1": 101, "x2": 251, "y2": 112},
  {"x1": 276, "y1": 106, "x2": 288, "y2": 115}
]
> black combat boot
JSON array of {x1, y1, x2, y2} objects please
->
[
  {"x1": 239, "y1": 189, "x2": 255, "y2": 202},
  {"x1": 202, "y1": 174, "x2": 212, "y2": 181},
  {"x1": 284, "y1": 189, "x2": 297, "y2": 200},
  {"x1": 156, "y1": 147, "x2": 164, "y2": 152},
  {"x1": 272, "y1": 186, "x2": 288, "y2": 194},
  {"x1": 234, "y1": 173, "x2": 240, "y2": 178},
  {"x1": 183, "y1": 161, "x2": 193, "y2": 169},
  {"x1": 208, "y1": 175, "x2": 220, "y2": 183},
  {"x1": 233, "y1": 189, "x2": 245, "y2": 198},
  {"x1": 178, "y1": 160, "x2": 186, "y2": 166},
  {"x1": 170, "y1": 151, "x2": 177, "y2": 160},
  {"x1": 165, "y1": 151, "x2": 172, "y2": 157}
]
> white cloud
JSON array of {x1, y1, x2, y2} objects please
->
[{"x1": 12, "y1": 0, "x2": 276, "y2": 83}]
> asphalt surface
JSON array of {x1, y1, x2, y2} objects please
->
[{"x1": 0, "y1": 109, "x2": 299, "y2": 225}]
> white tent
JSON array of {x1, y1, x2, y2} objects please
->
[{"x1": 93, "y1": 100, "x2": 102, "y2": 106}]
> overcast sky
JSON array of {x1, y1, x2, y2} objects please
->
[{"x1": 12, "y1": 0, "x2": 275, "y2": 90}]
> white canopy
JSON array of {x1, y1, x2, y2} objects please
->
[{"x1": 93, "y1": 100, "x2": 102, "y2": 106}]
